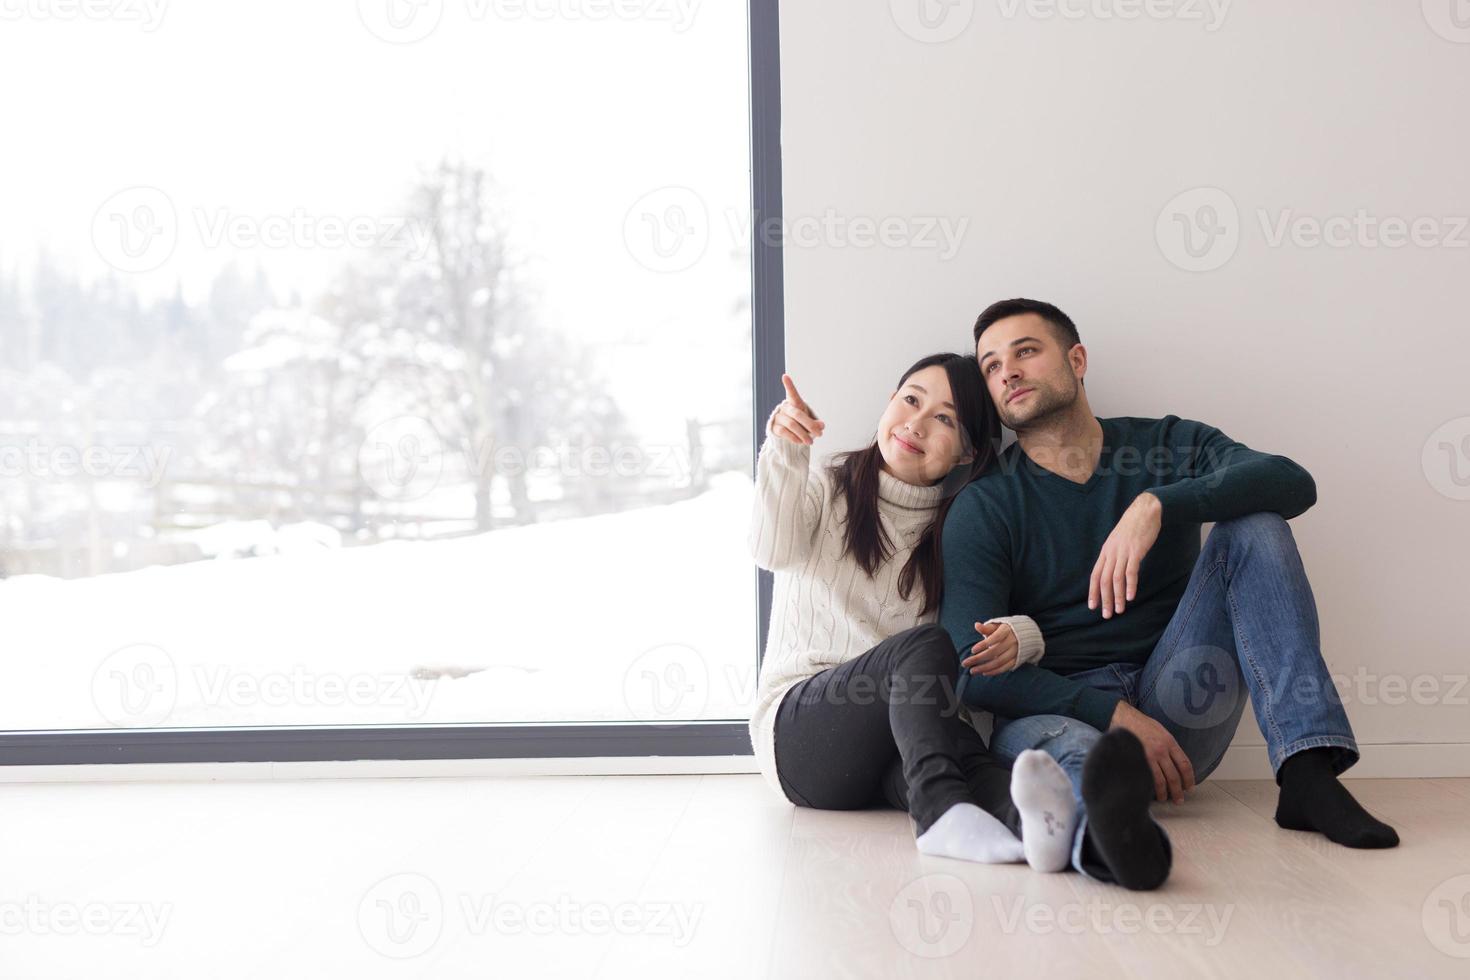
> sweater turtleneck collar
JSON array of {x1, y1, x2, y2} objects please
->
[{"x1": 876, "y1": 465, "x2": 947, "y2": 512}]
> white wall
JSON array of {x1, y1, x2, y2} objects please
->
[{"x1": 778, "y1": 0, "x2": 1470, "y2": 774}]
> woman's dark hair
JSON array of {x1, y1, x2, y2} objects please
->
[{"x1": 827, "y1": 352, "x2": 1000, "y2": 616}]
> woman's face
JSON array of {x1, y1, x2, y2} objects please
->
[{"x1": 876, "y1": 364, "x2": 974, "y2": 485}]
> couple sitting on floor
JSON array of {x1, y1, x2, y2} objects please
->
[{"x1": 747, "y1": 297, "x2": 1398, "y2": 891}]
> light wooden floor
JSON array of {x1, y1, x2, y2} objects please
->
[{"x1": 1, "y1": 774, "x2": 1467, "y2": 978}]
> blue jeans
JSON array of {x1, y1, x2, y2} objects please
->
[{"x1": 990, "y1": 512, "x2": 1359, "y2": 881}]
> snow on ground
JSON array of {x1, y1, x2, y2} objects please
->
[{"x1": 0, "y1": 473, "x2": 759, "y2": 731}]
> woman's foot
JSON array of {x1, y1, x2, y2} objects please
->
[
  {"x1": 915, "y1": 802, "x2": 1025, "y2": 864},
  {"x1": 1010, "y1": 749, "x2": 1079, "y2": 872}
]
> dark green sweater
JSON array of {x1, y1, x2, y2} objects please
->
[{"x1": 939, "y1": 415, "x2": 1317, "y2": 731}]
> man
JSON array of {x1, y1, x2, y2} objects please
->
[{"x1": 940, "y1": 297, "x2": 1398, "y2": 888}]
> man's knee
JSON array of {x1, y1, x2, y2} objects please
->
[
  {"x1": 1208, "y1": 511, "x2": 1295, "y2": 556},
  {"x1": 999, "y1": 715, "x2": 1101, "y2": 766}
]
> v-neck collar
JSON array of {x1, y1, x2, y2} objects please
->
[{"x1": 1013, "y1": 417, "x2": 1110, "y2": 494}]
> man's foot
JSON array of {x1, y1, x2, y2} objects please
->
[
  {"x1": 1010, "y1": 750, "x2": 1079, "y2": 873},
  {"x1": 1274, "y1": 747, "x2": 1399, "y2": 848},
  {"x1": 915, "y1": 802, "x2": 1026, "y2": 864},
  {"x1": 1081, "y1": 729, "x2": 1172, "y2": 890}
]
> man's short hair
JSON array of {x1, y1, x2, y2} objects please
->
[{"x1": 972, "y1": 298, "x2": 1081, "y2": 350}]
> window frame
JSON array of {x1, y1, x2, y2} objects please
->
[{"x1": 0, "y1": 0, "x2": 785, "y2": 767}]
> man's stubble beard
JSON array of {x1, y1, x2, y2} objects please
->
[{"x1": 1001, "y1": 373, "x2": 1081, "y2": 433}]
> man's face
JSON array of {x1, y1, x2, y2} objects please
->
[{"x1": 975, "y1": 313, "x2": 1081, "y2": 430}]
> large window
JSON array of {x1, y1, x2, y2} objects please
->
[{"x1": 0, "y1": 0, "x2": 781, "y2": 761}]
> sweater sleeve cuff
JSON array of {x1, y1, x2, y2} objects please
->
[
  {"x1": 985, "y1": 615, "x2": 1044, "y2": 669},
  {"x1": 1074, "y1": 687, "x2": 1122, "y2": 732}
]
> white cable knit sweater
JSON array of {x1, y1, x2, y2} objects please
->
[{"x1": 746, "y1": 420, "x2": 1045, "y2": 801}]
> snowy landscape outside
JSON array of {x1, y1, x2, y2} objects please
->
[{"x1": 0, "y1": 2, "x2": 760, "y2": 730}]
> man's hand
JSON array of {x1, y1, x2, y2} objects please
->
[
  {"x1": 768, "y1": 374, "x2": 825, "y2": 445},
  {"x1": 1110, "y1": 701, "x2": 1195, "y2": 804},
  {"x1": 961, "y1": 622, "x2": 1018, "y2": 676},
  {"x1": 1088, "y1": 491, "x2": 1162, "y2": 619}
]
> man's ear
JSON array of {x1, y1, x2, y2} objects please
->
[{"x1": 1070, "y1": 343, "x2": 1088, "y2": 385}]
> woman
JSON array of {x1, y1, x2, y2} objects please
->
[{"x1": 747, "y1": 353, "x2": 1078, "y2": 871}]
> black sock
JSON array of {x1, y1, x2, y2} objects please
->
[
  {"x1": 1081, "y1": 729, "x2": 1172, "y2": 891},
  {"x1": 1274, "y1": 748, "x2": 1399, "y2": 848}
]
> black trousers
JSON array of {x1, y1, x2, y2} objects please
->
[{"x1": 772, "y1": 624, "x2": 1021, "y2": 837}]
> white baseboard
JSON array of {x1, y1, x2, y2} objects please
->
[{"x1": 0, "y1": 743, "x2": 1467, "y2": 783}]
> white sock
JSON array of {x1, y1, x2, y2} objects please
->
[
  {"x1": 1010, "y1": 749, "x2": 1080, "y2": 873},
  {"x1": 914, "y1": 802, "x2": 1025, "y2": 864}
]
